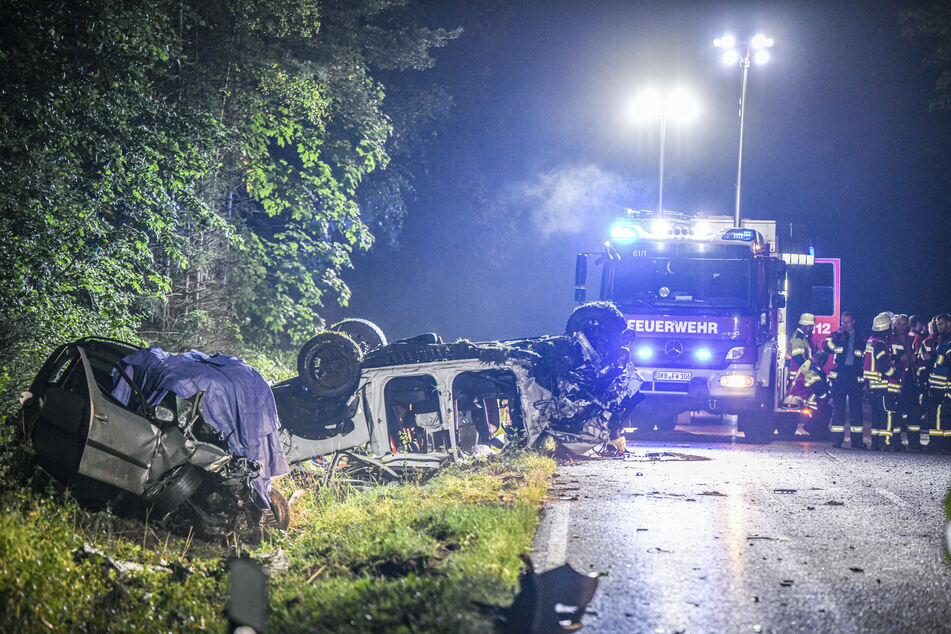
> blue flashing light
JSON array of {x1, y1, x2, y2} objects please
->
[
  {"x1": 694, "y1": 347, "x2": 713, "y2": 362},
  {"x1": 636, "y1": 345, "x2": 654, "y2": 361},
  {"x1": 808, "y1": 244, "x2": 815, "y2": 257},
  {"x1": 723, "y1": 228, "x2": 756, "y2": 242},
  {"x1": 610, "y1": 222, "x2": 644, "y2": 241}
]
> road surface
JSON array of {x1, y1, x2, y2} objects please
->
[{"x1": 532, "y1": 426, "x2": 951, "y2": 633}]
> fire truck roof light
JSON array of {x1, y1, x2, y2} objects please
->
[
  {"x1": 722, "y1": 228, "x2": 757, "y2": 242},
  {"x1": 610, "y1": 222, "x2": 644, "y2": 240}
]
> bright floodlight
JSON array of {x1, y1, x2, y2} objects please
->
[
  {"x1": 714, "y1": 34, "x2": 736, "y2": 49},
  {"x1": 650, "y1": 219, "x2": 670, "y2": 235},
  {"x1": 667, "y1": 87, "x2": 699, "y2": 122},
  {"x1": 629, "y1": 88, "x2": 663, "y2": 121},
  {"x1": 753, "y1": 50, "x2": 770, "y2": 65},
  {"x1": 751, "y1": 34, "x2": 774, "y2": 50},
  {"x1": 721, "y1": 49, "x2": 740, "y2": 65}
]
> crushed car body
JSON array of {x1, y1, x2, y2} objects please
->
[
  {"x1": 18, "y1": 303, "x2": 642, "y2": 530},
  {"x1": 19, "y1": 337, "x2": 290, "y2": 537},
  {"x1": 276, "y1": 303, "x2": 645, "y2": 476}
]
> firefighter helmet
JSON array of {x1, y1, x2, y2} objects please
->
[
  {"x1": 872, "y1": 312, "x2": 892, "y2": 332},
  {"x1": 798, "y1": 313, "x2": 816, "y2": 326}
]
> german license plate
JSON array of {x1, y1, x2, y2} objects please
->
[{"x1": 653, "y1": 371, "x2": 692, "y2": 382}]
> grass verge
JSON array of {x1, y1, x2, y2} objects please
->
[{"x1": 0, "y1": 451, "x2": 554, "y2": 632}]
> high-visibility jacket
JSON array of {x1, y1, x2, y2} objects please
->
[
  {"x1": 864, "y1": 335, "x2": 893, "y2": 391},
  {"x1": 887, "y1": 332, "x2": 910, "y2": 393},
  {"x1": 788, "y1": 327, "x2": 814, "y2": 372},
  {"x1": 822, "y1": 330, "x2": 864, "y2": 381},
  {"x1": 929, "y1": 337, "x2": 951, "y2": 392},
  {"x1": 921, "y1": 334, "x2": 945, "y2": 385},
  {"x1": 787, "y1": 358, "x2": 830, "y2": 410}
]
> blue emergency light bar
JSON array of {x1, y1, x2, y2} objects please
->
[
  {"x1": 609, "y1": 221, "x2": 645, "y2": 240},
  {"x1": 722, "y1": 228, "x2": 757, "y2": 242}
]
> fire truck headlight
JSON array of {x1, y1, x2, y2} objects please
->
[
  {"x1": 610, "y1": 222, "x2": 642, "y2": 240},
  {"x1": 720, "y1": 374, "x2": 755, "y2": 389},
  {"x1": 636, "y1": 345, "x2": 653, "y2": 361},
  {"x1": 694, "y1": 347, "x2": 713, "y2": 362},
  {"x1": 725, "y1": 346, "x2": 746, "y2": 361}
]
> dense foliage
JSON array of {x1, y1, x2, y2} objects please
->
[
  {"x1": 0, "y1": 0, "x2": 458, "y2": 414},
  {"x1": 902, "y1": 2, "x2": 951, "y2": 110}
]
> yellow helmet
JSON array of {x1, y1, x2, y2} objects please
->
[{"x1": 798, "y1": 313, "x2": 816, "y2": 327}]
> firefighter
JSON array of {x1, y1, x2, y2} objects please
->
[
  {"x1": 864, "y1": 312, "x2": 900, "y2": 450},
  {"x1": 783, "y1": 350, "x2": 832, "y2": 435},
  {"x1": 822, "y1": 311, "x2": 864, "y2": 448},
  {"x1": 925, "y1": 314, "x2": 951, "y2": 448},
  {"x1": 788, "y1": 313, "x2": 816, "y2": 376}
]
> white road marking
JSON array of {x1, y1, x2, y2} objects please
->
[
  {"x1": 546, "y1": 502, "x2": 571, "y2": 567},
  {"x1": 877, "y1": 488, "x2": 908, "y2": 507}
]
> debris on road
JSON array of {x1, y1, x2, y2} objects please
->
[
  {"x1": 773, "y1": 488, "x2": 798, "y2": 494},
  {"x1": 825, "y1": 500, "x2": 845, "y2": 506},
  {"x1": 499, "y1": 557, "x2": 599, "y2": 633},
  {"x1": 779, "y1": 579, "x2": 794, "y2": 587},
  {"x1": 849, "y1": 567, "x2": 864, "y2": 573}
]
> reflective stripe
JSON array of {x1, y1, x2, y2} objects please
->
[
  {"x1": 876, "y1": 350, "x2": 887, "y2": 359},
  {"x1": 907, "y1": 425, "x2": 921, "y2": 432},
  {"x1": 849, "y1": 426, "x2": 864, "y2": 433},
  {"x1": 830, "y1": 425, "x2": 845, "y2": 432}
]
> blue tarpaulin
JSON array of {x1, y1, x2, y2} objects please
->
[{"x1": 112, "y1": 347, "x2": 290, "y2": 506}]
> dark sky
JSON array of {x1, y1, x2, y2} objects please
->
[{"x1": 331, "y1": 0, "x2": 951, "y2": 342}]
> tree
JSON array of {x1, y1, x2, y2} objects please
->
[
  {"x1": 902, "y1": 2, "x2": 951, "y2": 110},
  {"x1": 0, "y1": 0, "x2": 460, "y2": 415}
]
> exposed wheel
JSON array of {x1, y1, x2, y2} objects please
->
[
  {"x1": 565, "y1": 302, "x2": 626, "y2": 352},
  {"x1": 331, "y1": 318, "x2": 387, "y2": 354},
  {"x1": 738, "y1": 413, "x2": 774, "y2": 444},
  {"x1": 297, "y1": 332, "x2": 362, "y2": 399},
  {"x1": 144, "y1": 463, "x2": 203, "y2": 517},
  {"x1": 261, "y1": 487, "x2": 290, "y2": 531},
  {"x1": 321, "y1": 451, "x2": 399, "y2": 490}
]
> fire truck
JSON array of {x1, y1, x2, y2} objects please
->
[{"x1": 574, "y1": 209, "x2": 841, "y2": 442}]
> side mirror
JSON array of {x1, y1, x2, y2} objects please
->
[
  {"x1": 771, "y1": 293, "x2": 786, "y2": 309},
  {"x1": 574, "y1": 254, "x2": 587, "y2": 303}
]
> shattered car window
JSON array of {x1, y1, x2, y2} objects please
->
[{"x1": 384, "y1": 375, "x2": 444, "y2": 453}]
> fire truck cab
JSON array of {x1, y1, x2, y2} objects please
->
[{"x1": 575, "y1": 210, "x2": 840, "y2": 442}]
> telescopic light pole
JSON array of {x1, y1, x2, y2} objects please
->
[
  {"x1": 715, "y1": 34, "x2": 774, "y2": 227},
  {"x1": 628, "y1": 87, "x2": 698, "y2": 215}
]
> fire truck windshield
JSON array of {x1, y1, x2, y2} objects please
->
[{"x1": 608, "y1": 256, "x2": 753, "y2": 311}]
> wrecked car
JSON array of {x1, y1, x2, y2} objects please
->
[
  {"x1": 276, "y1": 303, "x2": 644, "y2": 481},
  {"x1": 18, "y1": 337, "x2": 290, "y2": 538}
]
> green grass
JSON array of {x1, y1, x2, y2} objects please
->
[{"x1": 0, "y1": 452, "x2": 555, "y2": 632}]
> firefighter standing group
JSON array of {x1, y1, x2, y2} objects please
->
[{"x1": 784, "y1": 310, "x2": 951, "y2": 450}]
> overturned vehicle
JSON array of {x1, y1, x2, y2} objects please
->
[
  {"x1": 17, "y1": 303, "x2": 641, "y2": 535},
  {"x1": 18, "y1": 338, "x2": 290, "y2": 538},
  {"x1": 277, "y1": 304, "x2": 645, "y2": 481}
]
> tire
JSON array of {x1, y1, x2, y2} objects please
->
[
  {"x1": 331, "y1": 318, "x2": 387, "y2": 354},
  {"x1": 297, "y1": 332, "x2": 362, "y2": 399},
  {"x1": 261, "y1": 487, "x2": 290, "y2": 531},
  {"x1": 144, "y1": 463, "x2": 203, "y2": 517},
  {"x1": 738, "y1": 413, "x2": 774, "y2": 444},
  {"x1": 566, "y1": 302, "x2": 627, "y2": 360},
  {"x1": 775, "y1": 417, "x2": 799, "y2": 439},
  {"x1": 565, "y1": 302, "x2": 627, "y2": 344}
]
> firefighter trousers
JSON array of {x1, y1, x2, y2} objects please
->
[
  {"x1": 925, "y1": 389, "x2": 949, "y2": 445},
  {"x1": 869, "y1": 388, "x2": 898, "y2": 448},
  {"x1": 830, "y1": 369, "x2": 863, "y2": 446}
]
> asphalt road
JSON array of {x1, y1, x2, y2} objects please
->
[{"x1": 531, "y1": 425, "x2": 951, "y2": 633}]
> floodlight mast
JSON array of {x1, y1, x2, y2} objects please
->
[{"x1": 715, "y1": 34, "x2": 774, "y2": 227}]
